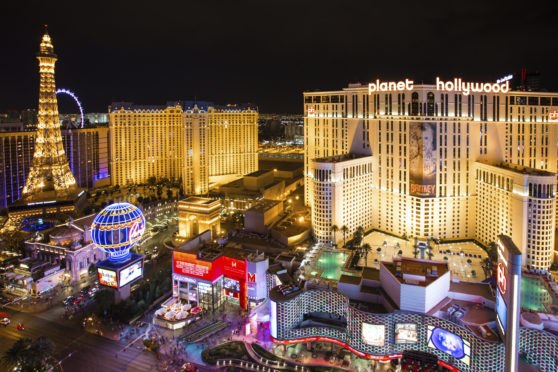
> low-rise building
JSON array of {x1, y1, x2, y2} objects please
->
[{"x1": 24, "y1": 215, "x2": 108, "y2": 282}]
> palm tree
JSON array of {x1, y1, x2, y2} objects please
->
[
  {"x1": 30, "y1": 336, "x2": 55, "y2": 370},
  {"x1": 362, "y1": 243, "x2": 371, "y2": 266},
  {"x1": 341, "y1": 225, "x2": 349, "y2": 247},
  {"x1": 354, "y1": 226, "x2": 364, "y2": 246},
  {"x1": 426, "y1": 250, "x2": 434, "y2": 260},
  {"x1": 330, "y1": 224, "x2": 339, "y2": 245},
  {"x1": 2, "y1": 338, "x2": 32, "y2": 370}
]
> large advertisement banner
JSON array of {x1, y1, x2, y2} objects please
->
[
  {"x1": 173, "y1": 251, "x2": 216, "y2": 281},
  {"x1": 409, "y1": 122, "x2": 437, "y2": 197},
  {"x1": 119, "y1": 260, "x2": 143, "y2": 287},
  {"x1": 98, "y1": 268, "x2": 118, "y2": 288}
]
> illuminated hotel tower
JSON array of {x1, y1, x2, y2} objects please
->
[
  {"x1": 305, "y1": 79, "x2": 557, "y2": 269},
  {"x1": 22, "y1": 29, "x2": 77, "y2": 198}
]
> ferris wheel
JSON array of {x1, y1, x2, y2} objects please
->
[{"x1": 55, "y1": 88, "x2": 84, "y2": 128}]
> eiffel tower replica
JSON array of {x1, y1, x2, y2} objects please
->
[{"x1": 8, "y1": 28, "x2": 86, "y2": 221}]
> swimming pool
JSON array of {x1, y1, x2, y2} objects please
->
[
  {"x1": 521, "y1": 276, "x2": 557, "y2": 312},
  {"x1": 316, "y1": 251, "x2": 350, "y2": 280}
]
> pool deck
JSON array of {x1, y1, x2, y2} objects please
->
[{"x1": 521, "y1": 273, "x2": 558, "y2": 315}]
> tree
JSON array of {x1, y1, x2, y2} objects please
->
[
  {"x1": 2, "y1": 338, "x2": 32, "y2": 370},
  {"x1": 147, "y1": 176, "x2": 157, "y2": 186},
  {"x1": 2, "y1": 337, "x2": 55, "y2": 372},
  {"x1": 397, "y1": 249, "x2": 403, "y2": 257},
  {"x1": 487, "y1": 242, "x2": 499, "y2": 262},
  {"x1": 94, "y1": 288, "x2": 115, "y2": 317},
  {"x1": 467, "y1": 258, "x2": 472, "y2": 265},
  {"x1": 354, "y1": 226, "x2": 364, "y2": 247},
  {"x1": 88, "y1": 263, "x2": 97, "y2": 275},
  {"x1": 413, "y1": 249, "x2": 419, "y2": 259},
  {"x1": 362, "y1": 243, "x2": 371, "y2": 266},
  {"x1": 330, "y1": 224, "x2": 339, "y2": 244},
  {"x1": 166, "y1": 189, "x2": 173, "y2": 199},
  {"x1": 341, "y1": 225, "x2": 349, "y2": 247},
  {"x1": 427, "y1": 250, "x2": 434, "y2": 260}
]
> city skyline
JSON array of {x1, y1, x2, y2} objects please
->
[{"x1": 1, "y1": 1, "x2": 558, "y2": 114}]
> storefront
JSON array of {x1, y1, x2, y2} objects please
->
[{"x1": 172, "y1": 249, "x2": 268, "y2": 311}]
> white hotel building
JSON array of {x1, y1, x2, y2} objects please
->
[{"x1": 304, "y1": 79, "x2": 557, "y2": 269}]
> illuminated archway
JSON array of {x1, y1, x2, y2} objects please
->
[{"x1": 55, "y1": 88, "x2": 84, "y2": 128}]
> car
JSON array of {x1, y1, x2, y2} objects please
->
[
  {"x1": 72, "y1": 296, "x2": 84, "y2": 305},
  {"x1": 63, "y1": 296, "x2": 76, "y2": 306},
  {"x1": 81, "y1": 286, "x2": 92, "y2": 296},
  {"x1": 0, "y1": 318, "x2": 10, "y2": 326}
]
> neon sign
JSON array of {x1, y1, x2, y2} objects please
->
[
  {"x1": 497, "y1": 74, "x2": 513, "y2": 84},
  {"x1": 549, "y1": 110, "x2": 558, "y2": 122},
  {"x1": 130, "y1": 220, "x2": 145, "y2": 240},
  {"x1": 368, "y1": 79, "x2": 414, "y2": 94},
  {"x1": 307, "y1": 105, "x2": 315, "y2": 115},
  {"x1": 436, "y1": 77, "x2": 509, "y2": 95},
  {"x1": 247, "y1": 272, "x2": 256, "y2": 283},
  {"x1": 497, "y1": 262, "x2": 507, "y2": 295},
  {"x1": 367, "y1": 77, "x2": 511, "y2": 96}
]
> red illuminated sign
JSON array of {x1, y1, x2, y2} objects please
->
[
  {"x1": 247, "y1": 272, "x2": 256, "y2": 283},
  {"x1": 497, "y1": 262, "x2": 507, "y2": 295},
  {"x1": 271, "y1": 336, "x2": 461, "y2": 371},
  {"x1": 307, "y1": 105, "x2": 315, "y2": 115},
  {"x1": 549, "y1": 110, "x2": 558, "y2": 121},
  {"x1": 222, "y1": 256, "x2": 245, "y2": 280},
  {"x1": 173, "y1": 251, "x2": 217, "y2": 281}
]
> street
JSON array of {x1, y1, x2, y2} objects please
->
[{"x1": 0, "y1": 302, "x2": 158, "y2": 372}]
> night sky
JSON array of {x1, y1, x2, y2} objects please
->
[{"x1": 2, "y1": 1, "x2": 557, "y2": 114}]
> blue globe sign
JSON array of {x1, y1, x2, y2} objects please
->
[{"x1": 91, "y1": 202, "x2": 146, "y2": 261}]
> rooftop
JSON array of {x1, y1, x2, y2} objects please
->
[
  {"x1": 181, "y1": 196, "x2": 218, "y2": 205},
  {"x1": 480, "y1": 161, "x2": 556, "y2": 177},
  {"x1": 246, "y1": 199, "x2": 282, "y2": 214},
  {"x1": 382, "y1": 257, "x2": 449, "y2": 287},
  {"x1": 245, "y1": 169, "x2": 272, "y2": 177},
  {"x1": 313, "y1": 153, "x2": 372, "y2": 163},
  {"x1": 259, "y1": 159, "x2": 303, "y2": 172}
]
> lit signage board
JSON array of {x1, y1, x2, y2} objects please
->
[
  {"x1": 119, "y1": 261, "x2": 143, "y2": 287},
  {"x1": 549, "y1": 110, "x2": 558, "y2": 122},
  {"x1": 395, "y1": 323, "x2": 418, "y2": 344},
  {"x1": 98, "y1": 268, "x2": 118, "y2": 288},
  {"x1": 496, "y1": 291, "x2": 507, "y2": 333},
  {"x1": 222, "y1": 256, "x2": 245, "y2": 280},
  {"x1": 173, "y1": 251, "x2": 216, "y2": 281},
  {"x1": 427, "y1": 326, "x2": 470, "y2": 366},
  {"x1": 362, "y1": 323, "x2": 385, "y2": 347},
  {"x1": 496, "y1": 235, "x2": 522, "y2": 372},
  {"x1": 368, "y1": 77, "x2": 510, "y2": 96}
]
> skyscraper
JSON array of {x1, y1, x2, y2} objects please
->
[
  {"x1": 109, "y1": 101, "x2": 258, "y2": 194},
  {"x1": 304, "y1": 79, "x2": 557, "y2": 269}
]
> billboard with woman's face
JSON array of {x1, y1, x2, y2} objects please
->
[{"x1": 409, "y1": 122, "x2": 437, "y2": 197}]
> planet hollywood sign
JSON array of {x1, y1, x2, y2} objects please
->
[{"x1": 368, "y1": 77, "x2": 510, "y2": 95}]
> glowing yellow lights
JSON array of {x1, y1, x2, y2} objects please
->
[{"x1": 22, "y1": 30, "x2": 78, "y2": 198}]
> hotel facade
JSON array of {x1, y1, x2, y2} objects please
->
[
  {"x1": 304, "y1": 79, "x2": 557, "y2": 269},
  {"x1": 109, "y1": 101, "x2": 258, "y2": 195}
]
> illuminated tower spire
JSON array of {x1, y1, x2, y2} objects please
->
[{"x1": 22, "y1": 27, "x2": 77, "y2": 197}]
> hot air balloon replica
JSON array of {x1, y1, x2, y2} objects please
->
[{"x1": 92, "y1": 202, "x2": 145, "y2": 301}]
